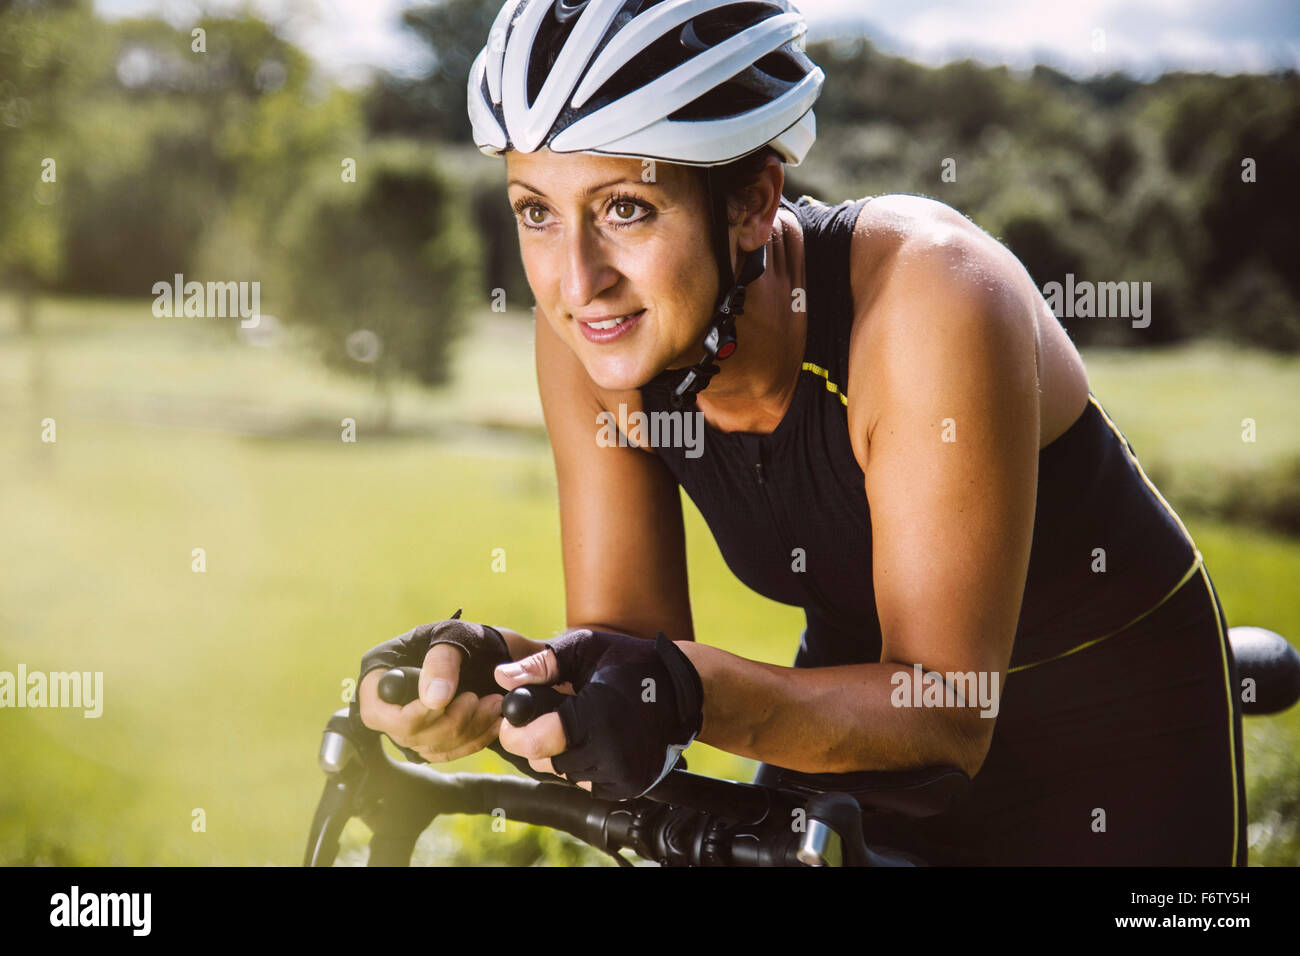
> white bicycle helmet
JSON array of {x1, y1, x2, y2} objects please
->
[
  {"x1": 467, "y1": 0, "x2": 826, "y2": 408},
  {"x1": 468, "y1": 0, "x2": 822, "y2": 166}
]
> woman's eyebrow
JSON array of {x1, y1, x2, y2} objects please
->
[{"x1": 507, "y1": 177, "x2": 648, "y2": 198}]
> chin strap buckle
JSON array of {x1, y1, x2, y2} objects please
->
[{"x1": 658, "y1": 245, "x2": 767, "y2": 411}]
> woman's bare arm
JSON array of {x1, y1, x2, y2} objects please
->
[
  {"x1": 534, "y1": 304, "x2": 695, "y2": 642},
  {"x1": 676, "y1": 208, "x2": 1041, "y2": 778}
]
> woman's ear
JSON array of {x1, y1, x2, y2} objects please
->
[{"x1": 736, "y1": 157, "x2": 785, "y2": 253}]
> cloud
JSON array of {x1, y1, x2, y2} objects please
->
[
  {"x1": 96, "y1": 0, "x2": 1300, "y2": 81},
  {"x1": 800, "y1": 0, "x2": 1299, "y2": 77}
]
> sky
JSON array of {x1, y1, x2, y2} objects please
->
[{"x1": 96, "y1": 0, "x2": 1300, "y2": 86}]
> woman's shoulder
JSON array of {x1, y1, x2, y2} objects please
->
[
  {"x1": 846, "y1": 192, "x2": 1038, "y2": 331},
  {"x1": 851, "y1": 192, "x2": 994, "y2": 264},
  {"x1": 852, "y1": 192, "x2": 980, "y2": 228},
  {"x1": 841, "y1": 193, "x2": 1048, "y2": 448}
]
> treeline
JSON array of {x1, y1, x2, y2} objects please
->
[
  {"x1": 2, "y1": 0, "x2": 1297, "y2": 398},
  {"x1": 0, "y1": 1, "x2": 479, "y2": 388},
  {"x1": 370, "y1": 0, "x2": 1300, "y2": 352},
  {"x1": 806, "y1": 43, "x2": 1300, "y2": 351}
]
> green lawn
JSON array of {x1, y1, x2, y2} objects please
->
[
  {"x1": 0, "y1": 296, "x2": 1296, "y2": 865},
  {"x1": 1083, "y1": 342, "x2": 1300, "y2": 470}
]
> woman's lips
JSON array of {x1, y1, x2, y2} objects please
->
[{"x1": 578, "y1": 309, "x2": 644, "y2": 344}]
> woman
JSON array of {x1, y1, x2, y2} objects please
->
[{"x1": 354, "y1": 0, "x2": 1245, "y2": 865}]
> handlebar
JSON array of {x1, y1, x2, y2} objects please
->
[
  {"x1": 501, "y1": 685, "x2": 569, "y2": 727},
  {"x1": 312, "y1": 622, "x2": 1299, "y2": 866},
  {"x1": 308, "y1": 666, "x2": 936, "y2": 867},
  {"x1": 374, "y1": 665, "x2": 567, "y2": 726}
]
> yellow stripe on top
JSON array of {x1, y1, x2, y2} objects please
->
[
  {"x1": 1009, "y1": 393, "x2": 1240, "y2": 864},
  {"x1": 1007, "y1": 553, "x2": 1203, "y2": 675},
  {"x1": 1196, "y1": 561, "x2": 1241, "y2": 867},
  {"x1": 801, "y1": 361, "x2": 849, "y2": 406},
  {"x1": 1087, "y1": 395, "x2": 1202, "y2": 560},
  {"x1": 1008, "y1": 394, "x2": 1209, "y2": 675},
  {"x1": 1086, "y1": 400, "x2": 1240, "y2": 861}
]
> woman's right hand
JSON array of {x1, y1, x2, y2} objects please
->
[{"x1": 356, "y1": 623, "x2": 545, "y2": 763}]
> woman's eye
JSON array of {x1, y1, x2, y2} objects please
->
[
  {"x1": 524, "y1": 205, "x2": 548, "y2": 226},
  {"x1": 610, "y1": 200, "x2": 645, "y2": 224}
]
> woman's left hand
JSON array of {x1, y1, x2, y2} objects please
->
[{"x1": 494, "y1": 628, "x2": 704, "y2": 800}]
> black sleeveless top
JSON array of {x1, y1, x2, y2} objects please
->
[{"x1": 639, "y1": 194, "x2": 1199, "y2": 672}]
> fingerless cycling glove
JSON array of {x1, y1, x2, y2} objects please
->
[
  {"x1": 345, "y1": 616, "x2": 563, "y2": 783},
  {"x1": 546, "y1": 628, "x2": 704, "y2": 801}
]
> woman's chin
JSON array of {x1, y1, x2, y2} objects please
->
[{"x1": 585, "y1": 359, "x2": 655, "y2": 393}]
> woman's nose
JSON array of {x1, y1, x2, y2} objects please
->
[{"x1": 560, "y1": 225, "x2": 617, "y2": 310}]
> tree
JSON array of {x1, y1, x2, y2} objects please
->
[
  {"x1": 0, "y1": 0, "x2": 101, "y2": 328},
  {"x1": 363, "y1": 0, "x2": 501, "y2": 141},
  {"x1": 276, "y1": 140, "x2": 482, "y2": 421}
]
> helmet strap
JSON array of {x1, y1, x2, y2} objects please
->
[{"x1": 643, "y1": 167, "x2": 768, "y2": 411}]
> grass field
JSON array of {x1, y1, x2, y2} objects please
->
[
  {"x1": 1, "y1": 295, "x2": 1297, "y2": 865},
  {"x1": 1083, "y1": 342, "x2": 1300, "y2": 470}
]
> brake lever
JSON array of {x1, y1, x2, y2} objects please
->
[
  {"x1": 797, "y1": 791, "x2": 923, "y2": 866},
  {"x1": 304, "y1": 707, "x2": 368, "y2": 866}
]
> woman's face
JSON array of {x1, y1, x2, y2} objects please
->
[{"x1": 505, "y1": 148, "x2": 721, "y2": 392}]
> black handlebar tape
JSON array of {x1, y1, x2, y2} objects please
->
[
  {"x1": 378, "y1": 666, "x2": 423, "y2": 706},
  {"x1": 502, "y1": 685, "x2": 568, "y2": 727}
]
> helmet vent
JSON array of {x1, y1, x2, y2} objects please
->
[
  {"x1": 583, "y1": 28, "x2": 700, "y2": 109},
  {"x1": 754, "y1": 49, "x2": 806, "y2": 83},
  {"x1": 553, "y1": 0, "x2": 590, "y2": 23},
  {"x1": 682, "y1": 2, "x2": 780, "y2": 46},
  {"x1": 528, "y1": 4, "x2": 587, "y2": 105}
]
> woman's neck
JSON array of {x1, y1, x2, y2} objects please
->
[{"x1": 692, "y1": 209, "x2": 806, "y2": 433}]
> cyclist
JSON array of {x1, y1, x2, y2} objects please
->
[{"x1": 354, "y1": 0, "x2": 1246, "y2": 865}]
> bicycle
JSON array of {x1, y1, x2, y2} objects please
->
[{"x1": 304, "y1": 625, "x2": 1300, "y2": 867}]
